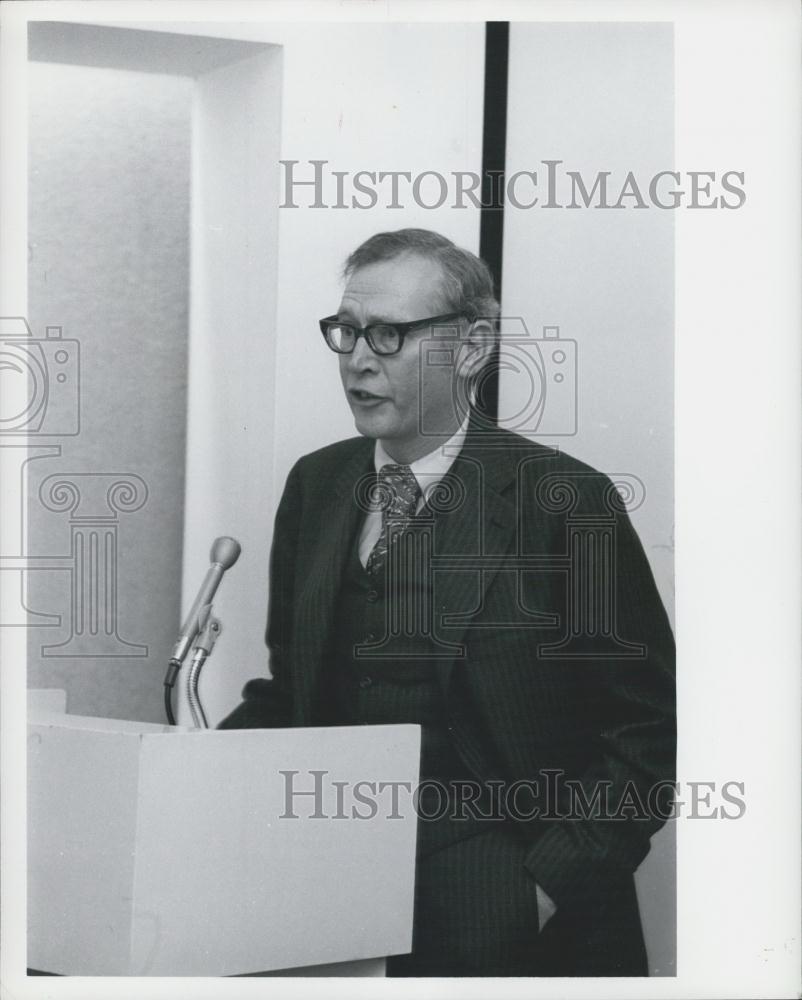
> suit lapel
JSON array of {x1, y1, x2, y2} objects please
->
[{"x1": 430, "y1": 426, "x2": 519, "y2": 697}]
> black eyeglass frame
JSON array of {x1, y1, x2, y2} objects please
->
[{"x1": 319, "y1": 312, "x2": 466, "y2": 356}]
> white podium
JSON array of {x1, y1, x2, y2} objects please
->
[{"x1": 28, "y1": 709, "x2": 420, "y2": 976}]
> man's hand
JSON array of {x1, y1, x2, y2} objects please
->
[{"x1": 535, "y1": 883, "x2": 557, "y2": 930}]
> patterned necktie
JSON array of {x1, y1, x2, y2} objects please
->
[{"x1": 365, "y1": 463, "x2": 422, "y2": 577}]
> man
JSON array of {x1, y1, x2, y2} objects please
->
[{"x1": 220, "y1": 229, "x2": 676, "y2": 977}]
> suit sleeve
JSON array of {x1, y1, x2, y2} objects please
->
[
  {"x1": 217, "y1": 460, "x2": 303, "y2": 729},
  {"x1": 522, "y1": 474, "x2": 676, "y2": 911}
]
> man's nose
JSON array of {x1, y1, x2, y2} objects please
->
[{"x1": 346, "y1": 335, "x2": 379, "y2": 371}]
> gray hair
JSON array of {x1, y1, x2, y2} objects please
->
[{"x1": 343, "y1": 228, "x2": 500, "y2": 323}]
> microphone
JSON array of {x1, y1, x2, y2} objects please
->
[{"x1": 169, "y1": 536, "x2": 241, "y2": 666}]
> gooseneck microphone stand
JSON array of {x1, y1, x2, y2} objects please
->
[
  {"x1": 163, "y1": 536, "x2": 241, "y2": 725},
  {"x1": 185, "y1": 614, "x2": 221, "y2": 728},
  {"x1": 163, "y1": 604, "x2": 223, "y2": 727}
]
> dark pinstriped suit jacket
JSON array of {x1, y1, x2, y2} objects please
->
[{"x1": 220, "y1": 422, "x2": 676, "y2": 971}]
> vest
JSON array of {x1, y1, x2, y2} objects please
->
[{"x1": 315, "y1": 517, "x2": 507, "y2": 854}]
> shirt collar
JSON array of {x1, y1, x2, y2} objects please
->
[{"x1": 373, "y1": 411, "x2": 471, "y2": 499}]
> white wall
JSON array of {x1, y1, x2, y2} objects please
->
[{"x1": 27, "y1": 60, "x2": 192, "y2": 721}]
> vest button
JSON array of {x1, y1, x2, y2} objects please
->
[
  {"x1": 366, "y1": 589, "x2": 379, "y2": 603},
  {"x1": 359, "y1": 675, "x2": 372, "y2": 689}
]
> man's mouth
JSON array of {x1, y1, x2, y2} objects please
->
[{"x1": 348, "y1": 389, "x2": 387, "y2": 405}]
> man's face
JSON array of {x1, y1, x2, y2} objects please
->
[{"x1": 337, "y1": 254, "x2": 465, "y2": 463}]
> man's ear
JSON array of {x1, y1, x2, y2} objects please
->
[{"x1": 458, "y1": 317, "x2": 497, "y2": 382}]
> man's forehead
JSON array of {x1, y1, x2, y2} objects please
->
[{"x1": 339, "y1": 255, "x2": 446, "y2": 317}]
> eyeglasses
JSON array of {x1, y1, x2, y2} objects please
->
[{"x1": 319, "y1": 312, "x2": 465, "y2": 356}]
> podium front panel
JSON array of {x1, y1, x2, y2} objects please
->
[{"x1": 28, "y1": 714, "x2": 420, "y2": 976}]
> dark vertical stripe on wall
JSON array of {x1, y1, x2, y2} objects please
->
[{"x1": 478, "y1": 21, "x2": 509, "y2": 425}]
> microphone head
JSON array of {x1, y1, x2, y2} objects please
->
[{"x1": 210, "y1": 536, "x2": 242, "y2": 569}]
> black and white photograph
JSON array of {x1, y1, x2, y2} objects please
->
[{"x1": 0, "y1": 1, "x2": 799, "y2": 996}]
